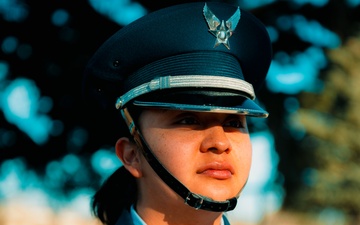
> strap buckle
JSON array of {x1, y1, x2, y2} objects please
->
[{"x1": 185, "y1": 192, "x2": 204, "y2": 210}]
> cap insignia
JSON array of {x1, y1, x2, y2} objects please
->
[{"x1": 203, "y1": 3, "x2": 241, "y2": 50}]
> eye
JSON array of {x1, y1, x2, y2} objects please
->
[
  {"x1": 177, "y1": 117, "x2": 199, "y2": 125},
  {"x1": 224, "y1": 117, "x2": 245, "y2": 128}
]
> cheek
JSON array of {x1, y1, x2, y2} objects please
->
[
  {"x1": 231, "y1": 135, "x2": 253, "y2": 176},
  {"x1": 144, "y1": 129, "x2": 198, "y2": 172}
]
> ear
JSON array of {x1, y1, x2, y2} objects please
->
[{"x1": 115, "y1": 137, "x2": 142, "y2": 178}]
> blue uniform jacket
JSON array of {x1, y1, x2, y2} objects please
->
[{"x1": 114, "y1": 209, "x2": 231, "y2": 225}]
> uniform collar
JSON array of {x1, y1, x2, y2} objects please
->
[
  {"x1": 130, "y1": 205, "x2": 147, "y2": 225},
  {"x1": 130, "y1": 204, "x2": 227, "y2": 225}
]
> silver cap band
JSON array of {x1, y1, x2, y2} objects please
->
[{"x1": 115, "y1": 75, "x2": 255, "y2": 109}]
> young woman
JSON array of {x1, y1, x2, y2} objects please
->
[{"x1": 82, "y1": 2, "x2": 272, "y2": 225}]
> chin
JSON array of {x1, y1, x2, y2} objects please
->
[{"x1": 195, "y1": 183, "x2": 241, "y2": 201}]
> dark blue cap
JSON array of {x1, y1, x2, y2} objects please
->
[{"x1": 83, "y1": 2, "x2": 272, "y2": 117}]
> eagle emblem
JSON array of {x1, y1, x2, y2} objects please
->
[{"x1": 203, "y1": 3, "x2": 241, "y2": 50}]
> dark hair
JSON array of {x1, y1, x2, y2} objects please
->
[
  {"x1": 91, "y1": 105, "x2": 143, "y2": 225},
  {"x1": 91, "y1": 166, "x2": 138, "y2": 225}
]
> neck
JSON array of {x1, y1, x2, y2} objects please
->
[{"x1": 136, "y1": 191, "x2": 224, "y2": 225}]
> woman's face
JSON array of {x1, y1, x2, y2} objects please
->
[{"x1": 137, "y1": 108, "x2": 252, "y2": 202}]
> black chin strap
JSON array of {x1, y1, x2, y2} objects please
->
[{"x1": 121, "y1": 108, "x2": 238, "y2": 212}]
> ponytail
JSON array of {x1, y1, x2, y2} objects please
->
[{"x1": 91, "y1": 166, "x2": 137, "y2": 225}]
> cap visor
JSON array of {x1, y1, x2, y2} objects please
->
[{"x1": 133, "y1": 98, "x2": 268, "y2": 118}]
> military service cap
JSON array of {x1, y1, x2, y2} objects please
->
[{"x1": 83, "y1": 1, "x2": 272, "y2": 117}]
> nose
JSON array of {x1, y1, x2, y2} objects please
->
[{"x1": 200, "y1": 125, "x2": 231, "y2": 154}]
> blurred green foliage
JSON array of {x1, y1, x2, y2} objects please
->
[{"x1": 290, "y1": 33, "x2": 360, "y2": 224}]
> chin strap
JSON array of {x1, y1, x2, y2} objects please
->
[{"x1": 121, "y1": 108, "x2": 238, "y2": 212}]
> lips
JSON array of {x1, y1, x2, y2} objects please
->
[{"x1": 197, "y1": 162, "x2": 234, "y2": 180}]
